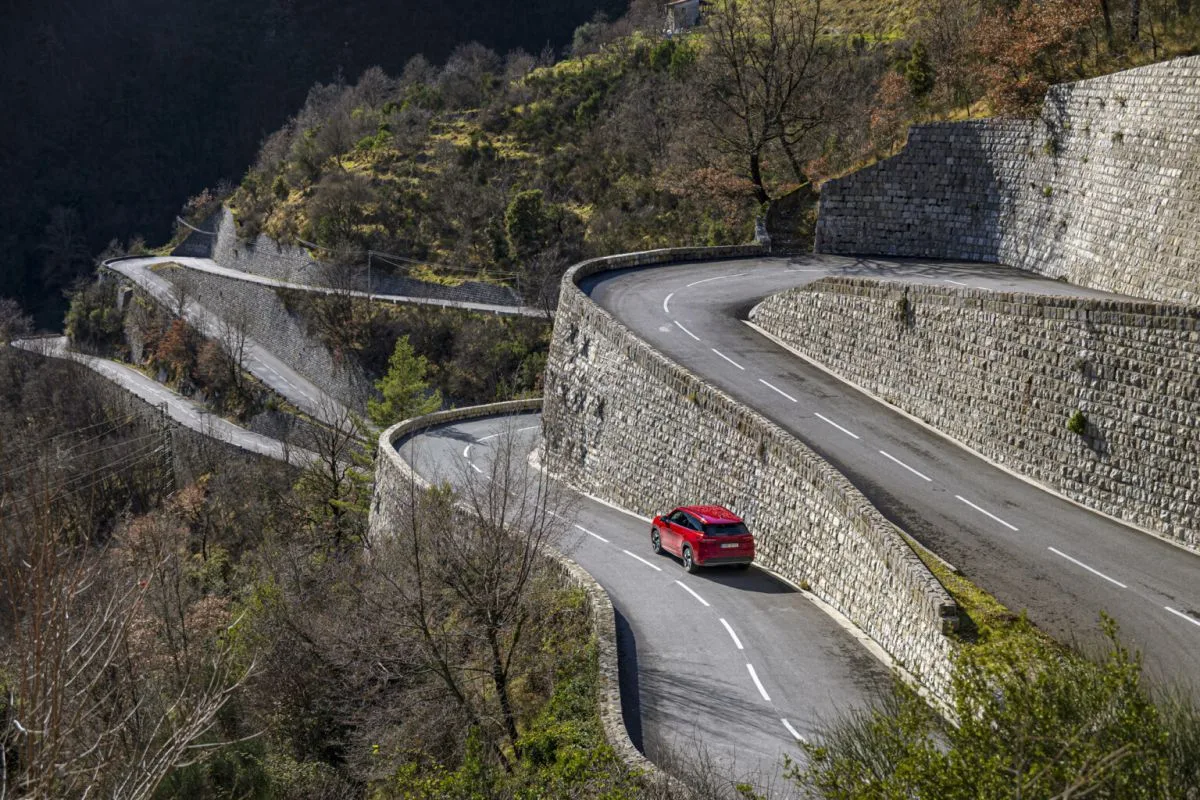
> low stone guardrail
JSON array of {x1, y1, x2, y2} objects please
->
[
  {"x1": 370, "y1": 400, "x2": 690, "y2": 796},
  {"x1": 541, "y1": 245, "x2": 960, "y2": 698}
]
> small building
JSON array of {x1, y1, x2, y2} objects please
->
[{"x1": 665, "y1": 0, "x2": 703, "y2": 35}]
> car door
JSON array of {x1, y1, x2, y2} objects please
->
[
  {"x1": 661, "y1": 509, "x2": 686, "y2": 555},
  {"x1": 678, "y1": 511, "x2": 702, "y2": 558}
]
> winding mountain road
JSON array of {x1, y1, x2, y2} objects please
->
[
  {"x1": 584, "y1": 254, "x2": 1200, "y2": 685},
  {"x1": 397, "y1": 414, "x2": 893, "y2": 789},
  {"x1": 108, "y1": 257, "x2": 348, "y2": 423},
  {"x1": 11, "y1": 336, "x2": 315, "y2": 465}
]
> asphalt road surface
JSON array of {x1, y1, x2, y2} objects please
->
[
  {"x1": 397, "y1": 414, "x2": 895, "y2": 791},
  {"x1": 12, "y1": 336, "x2": 315, "y2": 466},
  {"x1": 112, "y1": 255, "x2": 545, "y2": 318},
  {"x1": 110, "y1": 257, "x2": 348, "y2": 423},
  {"x1": 584, "y1": 254, "x2": 1200, "y2": 686}
]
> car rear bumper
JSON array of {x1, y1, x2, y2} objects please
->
[{"x1": 697, "y1": 555, "x2": 754, "y2": 566}]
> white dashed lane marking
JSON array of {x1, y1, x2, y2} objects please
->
[
  {"x1": 663, "y1": 292, "x2": 675, "y2": 313},
  {"x1": 781, "y1": 719, "x2": 807, "y2": 742},
  {"x1": 1048, "y1": 546, "x2": 1127, "y2": 589},
  {"x1": 711, "y1": 348, "x2": 745, "y2": 370},
  {"x1": 686, "y1": 272, "x2": 750, "y2": 288},
  {"x1": 814, "y1": 413, "x2": 860, "y2": 440},
  {"x1": 622, "y1": 549, "x2": 663, "y2": 572},
  {"x1": 675, "y1": 580, "x2": 711, "y2": 607},
  {"x1": 575, "y1": 524, "x2": 609, "y2": 543},
  {"x1": 746, "y1": 663, "x2": 771, "y2": 702},
  {"x1": 720, "y1": 618, "x2": 744, "y2": 650},
  {"x1": 879, "y1": 450, "x2": 932, "y2": 482},
  {"x1": 759, "y1": 378, "x2": 797, "y2": 403},
  {"x1": 1165, "y1": 607, "x2": 1200, "y2": 629},
  {"x1": 674, "y1": 320, "x2": 701, "y2": 341},
  {"x1": 956, "y1": 495, "x2": 1019, "y2": 531}
]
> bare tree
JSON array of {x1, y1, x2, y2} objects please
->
[
  {"x1": 0, "y1": 298, "x2": 33, "y2": 344},
  {"x1": 215, "y1": 295, "x2": 253, "y2": 392},
  {"x1": 693, "y1": 0, "x2": 839, "y2": 204},
  {"x1": 368, "y1": 424, "x2": 574, "y2": 771},
  {"x1": 292, "y1": 395, "x2": 369, "y2": 552},
  {"x1": 0, "y1": 480, "x2": 251, "y2": 799}
]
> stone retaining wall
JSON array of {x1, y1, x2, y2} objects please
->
[
  {"x1": 541, "y1": 247, "x2": 959, "y2": 697},
  {"x1": 369, "y1": 400, "x2": 690, "y2": 795},
  {"x1": 815, "y1": 56, "x2": 1200, "y2": 305},
  {"x1": 208, "y1": 209, "x2": 522, "y2": 306},
  {"x1": 158, "y1": 266, "x2": 371, "y2": 411},
  {"x1": 752, "y1": 278, "x2": 1200, "y2": 549}
]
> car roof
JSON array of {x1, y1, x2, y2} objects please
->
[{"x1": 678, "y1": 505, "x2": 743, "y2": 524}]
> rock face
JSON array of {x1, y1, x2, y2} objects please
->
[
  {"x1": 816, "y1": 56, "x2": 1200, "y2": 305},
  {"x1": 541, "y1": 248, "x2": 959, "y2": 698},
  {"x1": 753, "y1": 277, "x2": 1200, "y2": 550}
]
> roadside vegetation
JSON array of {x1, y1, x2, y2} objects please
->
[{"x1": 791, "y1": 543, "x2": 1200, "y2": 799}]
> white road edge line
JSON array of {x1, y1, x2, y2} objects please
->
[
  {"x1": 720, "y1": 618, "x2": 744, "y2": 650},
  {"x1": 746, "y1": 663, "x2": 771, "y2": 702},
  {"x1": 675, "y1": 580, "x2": 711, "y2": 607},
  {"x1": 515, "y1": 425, "x2": 539, "y2": 433},
  {"x1": 711, "y1": 348, "x2": 745, "y2": 370},
  {"x1": 470, "y1": 463, "x2": 483, "y2": 474},
  {"x1": 781, "y1": 719, "x2": 807, "y2": 743},
  {"x1": 663, "y1": 292, "x2": 675, "y2": 314},
  {"x1": 944, "y1": 279, "x2": 968, "y2": 286},
  {"x1": 622, "y1": 549, "x2": 663, "y2": 571},
  {"x1": 759, "y1": 378, "x2": 797, "y2": 403},
  {"x1": 879, "y1": 450, "x2": 932, "y2": 482},
  {"x1": 1048, "y1": 546, "x2": 1127, "y2": 589},
  {"x1": 575, "y1": 524, "x2": 609, "y2": 543},
  {"x1": 814, "y1": 412, "x2": 861, "y2": 440},
  {"x1": 674, "y1": 320, "x2": 701, "y2": 341},
  {"x1": 955, "y1": 495, "x2": 1020, "y2": 531},
  {"x1": 686, "y1": 272, "x2": 750, "y2": 288},
  {"x1": 1165, "y1": 606, "x2": 1200, "y2": 629}
]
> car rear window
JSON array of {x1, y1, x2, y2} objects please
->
[{"x1": 704, "y1": 522, "x2": 749, "y2": 537}]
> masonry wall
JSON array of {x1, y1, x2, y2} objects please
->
[
  {"x1": 753, "y1": 277, "x2": 1200, "y2": 549},
  {"x1": 816, "y1": 56, "x2": 1200, "y2": 305},
  {"x1": 541, "y1": 248, "x2": 959, "y2": 697},
  {"x1": 159, "y1": 266, "x2": 371, "y2": 411},
  {"x1": 208, "y1": 209, "x2": 522, "y2": 307}
]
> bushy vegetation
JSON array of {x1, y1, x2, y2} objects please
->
[
  {"x1": 224, "y1": 0, "x2": 1200, "y2": 284},
  {"x1": 794, "y1": 540, "x2": 1200, "y2": 799}
]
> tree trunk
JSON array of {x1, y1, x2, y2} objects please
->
[
  {"x1": 488, "y1": 625, "x2": 522, "y2": 760},
  {"x1": 749, "y1": 151, "x2": 770, "y2": 205},
  {"x1": 1099, "y1": 0, "x2": 1115, "y2": 49},
  {"x1": 1130, "y1": 0, "x2": 1141, "y2": 42}
]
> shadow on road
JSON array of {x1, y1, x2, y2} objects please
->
[
  {"x1": 693, "y1": 565, "x2": 796, "y2": 595},
  {"x1": 614, "y1": 605, "x2": 644, "y2": 752}
]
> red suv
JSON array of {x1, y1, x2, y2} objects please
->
[{"x1": 651, "y1": 505, "x2": 755, "y2": 573}]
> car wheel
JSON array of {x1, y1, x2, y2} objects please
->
[
  {"x1": 682, "y1": 546, "x2": 698, "y2": 574},
  {"x1": 651, "y1": 528, "x2": 663, "y2": 555}
]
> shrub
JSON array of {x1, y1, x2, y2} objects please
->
[{"x1": 1067, "y1": 409, "x2": 1087, "y2": 435}]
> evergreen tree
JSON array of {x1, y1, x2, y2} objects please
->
[{"x1": 368, "y1": 335, "x2": 441, "y2": 426}]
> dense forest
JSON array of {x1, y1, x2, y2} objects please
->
[{"x1": 0, "y1": 0, "x2": 625, "y2": 327}]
